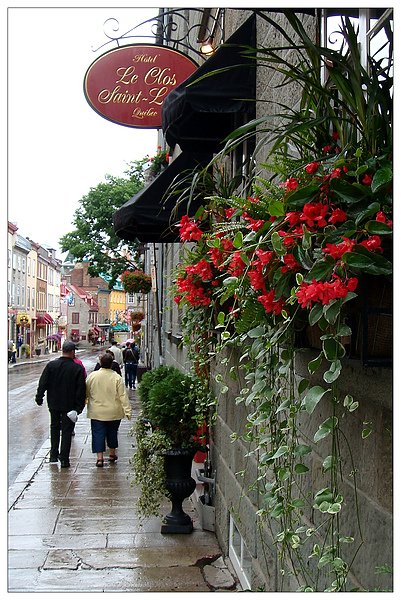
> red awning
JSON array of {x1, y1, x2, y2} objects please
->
[{"x1": 36, "y1": 313, "x2": 54, "y2": 325}]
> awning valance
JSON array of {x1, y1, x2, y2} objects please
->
[
  {"x1": 113, "y1": 151, "x2": 211, "y2": 243},
  {"x1": 162, "y1": 15, "x2": 256, "y2": 153}
]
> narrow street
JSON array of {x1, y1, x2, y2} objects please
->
[{"x1": 8, "y1": 349, "x2": 98, "y2": 486}]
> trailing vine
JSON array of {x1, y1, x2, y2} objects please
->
[{"x1": 170, "y1": 14, "x2": 392, "y2": 590}]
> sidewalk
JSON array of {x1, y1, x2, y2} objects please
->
[{"x1": 8, "y1": 387, "x2": 239, "y2": 593}]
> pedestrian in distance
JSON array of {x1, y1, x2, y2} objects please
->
[
  {"x1": 85, "y1": 352, "x2": 132, "y2": 467},
  {"x1": 93, "y1": 349, "x2": 122, "y2": 376},
  {"x1": 35, "y1": 341, "x2": 86, "y2": 467},
  {"x1": 109, "y1": 339, "x2": 123, "y2": 370},
  {"x1": 8, "y1": 340, "x2": 16, "y2": 364},
  {"x1": 123, "y1": 343, "x2": 139, "y2": 389}
]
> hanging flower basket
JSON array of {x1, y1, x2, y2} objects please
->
[
  {"x1": 130, "y1": 310, "x2": 145, "y2": 322},
  {"x1": 121, "y1": 270, "x2": 152, "y2": 294}
]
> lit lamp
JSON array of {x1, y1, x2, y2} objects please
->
[{"x1": 200, "y1": 36, "x2": 215, "y2": 55}]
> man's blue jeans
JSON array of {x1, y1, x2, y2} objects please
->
[{"x1": 124, "y1": 362, "x2": 138, "y2": 388}]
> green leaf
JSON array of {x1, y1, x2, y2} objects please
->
[
  {"x1": 270, "y1": 445, "x2": 289, "y2": 460},
  {"x1": 217, "y1": 311, "x2": 225, "y2": 326},
  {"x1": 233, "y1": 231, "x2": 244, "y2": 249},
  {"x1": 271, "y1": 231, "x2": 286, "y2": 256},
  {"x1": 286, "y1": 182, "x2": 320, "y2": 208},
  {"x1": 268, "y1": 200, "x2": 285, "y2": 217},
  {"x1": 327, "y1": 502, "x2": 342, "y2": 514},
  {"x1": 314, "y1": 416, "x2": 338, "y2": 442},
  {"x1": 323, "y1": 337, "x2": 346, "y2": 361},
  {"x1": 309, "y1": 304, "x2": 324, "y2": 326},
  {"x1": 323, "y1": 359, "x2": 342, "y2": 383},
  {"x1": 364, "y1": 221, "x2": 392, "y2": 235},
  {"x1": 322, "y1": 455, "x2": 334, "y2": 472},
  {"x1": 222, "y1": 276, "x2": 239, "y2": 287},
  {"x1": 294, "y1": 444, "x2": 312, "y2": 456},
  {"x1": 308, "y1": 353, "x2": 323, "y2": 374},
  {"x1": 323, "y1": 300, "x2": 342, "y2": 325},
  {"x1": 342, "y1": 251, "x2": 392, "y2": 276},
  {"x1": 248, "y1": 325, "x2": 265, "y2": 338},
  {"x1": 303, "y1": 385, "x2": 331, "y2": 414},
  {"x1": 355, "y1": 201, "x2": 381, "y2": 226},
  {"x1": 371, "y1": 166, "x2": 392, "y2": 193},
  {"x1": 295, "y1": 463, "x2": 309, "y2": 474},
  {"x1": 298, "y1": 378, "x2": 310, "y2": 394},
  {"x1": 307, "y1": 259, "x2": 335, "y2": 282}
]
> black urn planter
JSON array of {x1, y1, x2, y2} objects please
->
[{"x1": 161, "y1": 448, "x2": 196, "y2": 534}]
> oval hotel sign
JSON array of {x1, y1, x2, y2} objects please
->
[{"x1": 84, "y1": 44, "x2": 198, "y2": 129}]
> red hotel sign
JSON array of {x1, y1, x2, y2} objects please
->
[{"x1": 84, "y1": 45, "x2": 198, "y2": 129}]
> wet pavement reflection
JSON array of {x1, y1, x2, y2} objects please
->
[{"x1": 8, "y1": 350, "x2": 238, "y2": 593}]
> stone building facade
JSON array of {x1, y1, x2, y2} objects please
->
[{"x1": 114, "y1": 8, "x2": 393, "y2": 591}]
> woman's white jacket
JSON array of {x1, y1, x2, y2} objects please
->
[{"x1": 86, "y1": 368, "x2": 132, "y2": 421}]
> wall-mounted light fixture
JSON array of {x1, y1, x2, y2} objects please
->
[
  {"x1": 200, "y1": 36, "x2": 215, "y2": 55},
  {"x1": 197, "y1": 8, "x2": 222, "y2": 56}
]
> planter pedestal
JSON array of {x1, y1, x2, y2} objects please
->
[{"x1": 161, "y1": 448, "x2": 196, "y2": 534}]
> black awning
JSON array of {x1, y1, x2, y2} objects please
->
[
  {"x1": 113, "y1": 152, "x2": 210, "y2": 243},
  {"x1": 162, "y1": 15, "x2": 256, "y2": 153}
]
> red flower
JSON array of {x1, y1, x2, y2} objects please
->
[
  {"x1": 300, "y1": 203, "x2": 329, "y2": 228},
  {"x1": 376, "y1": 211, "x2": 393, "y2": 228},
  {"x1": 305, "y1": 162, "x2": 319, "y2": 174},
  {"x1": 179, "y1": 215, "x2": 203, "y2": 241},
  {"x1": 322, "y1": 237, "x2": 355, "y2": 260},
  {"x1": 328, "y1": 208, "x2": 348, "y2": 224},
  {"x1": 281, "y1": 253, "x2": 300, "y2": 273},
  {"x1": 332, "y1": 131, "x2": 340, "y2": 141},
  {"x1": 185, "y1": 259, "x2": 213, "y2": 281},
  {"x1": 228, "y1": 251, "x2": 247, "y2": 276},
  {"x1": 361, "y1": 173, "x2": 373, "y2": 186},
  {"x1": 257, "y1": 290, "x2": 285, "y2": 315},
  {"x1": 248, "y1": 260, "x2": 266, "y2": 292},
  {"x1": 225, "y1": 208, "x2": 236, "y2": 219},
  {"x1": 286, "y1": 211, "x2": 302, "y2": 227},
  {"x1": 359, "y1": 235, "x2": 383, "y2": 253},
  {"x1": 255, "y1": 249, "x2": 273, "y2": 264},
  {"x1": 242, "y1": 212, "x2": 265, "y2": 231},
  {"x1": 296, "y1": 276, "x2": 359, "y2": 308},
  {"x1": 284, "y1": 178, "x2": 299, "y2": 192}
]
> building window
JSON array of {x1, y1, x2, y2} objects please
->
[
  {"x1": 229, "y1": 516, "x2": 252, "y2": 590},
  {"x1": 12, "y1": 253, "x2": 16, "y2": 270},
  {"x1": 32, "y1": 259, "x2": 36, "y2": 277},
  {"x1": 72, "y1": 312, "x2": 80, "y2": 324},
  {"x1": 27, "y1": 257, "x2": 31, "y2": 275},
  {"x1": 27, "y1": 286, "x2": 30, "y2": 309},
  {"x1": 8, "y1": 250, "x2": 11, "y2": 268},
  {"x1": 17, "y1": 255, "x2": 21, "y2": 271},
  {"x1": 22, "y1": 257, "x2": 26, "y2": 273},
  {"x1": 31, "y1": 287, "x2": 35, "y2": 308},
  {"x1": 16, "y1": 284, "x2": 20, "y2": 306}
]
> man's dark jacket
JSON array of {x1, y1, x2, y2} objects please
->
[{"x1": 35, "y1": 357, "x2": 86, "y2": 413}]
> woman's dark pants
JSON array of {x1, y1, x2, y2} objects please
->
[{"x1": 91, "y1": 419, "x2": 121, "y2": 453}]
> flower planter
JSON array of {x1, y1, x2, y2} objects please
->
[
  {"x1": 136, "y1": 365, "x2": 149, "y2": 383},
  {"x1": 161, "y1": 448, "x2": 196, "y2": 534}
]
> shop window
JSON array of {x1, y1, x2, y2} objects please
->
[{"x1": 229, "y1": 515, "x2": 252, "y2": 589}]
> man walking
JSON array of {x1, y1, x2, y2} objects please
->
[
  {"x1": 35, "y1": 341, "x2": 86, "y2": 467},
  {"x1": 109, "y1": 339, "x2": 123, "y2": 370}
]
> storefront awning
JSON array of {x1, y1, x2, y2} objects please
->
[
  {"x1": 162, "y1": 15, "x2": 256, "y2": 153},
  {"x1": 36, "y1": 313, "x2": 54, "y2": 326},
  {"x1": 113, "y1": 151, "x2": 211, "y2": 243}
]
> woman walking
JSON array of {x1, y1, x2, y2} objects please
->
[{"x1": 85, "y1": 352, "x2": 132, "y2": 467}]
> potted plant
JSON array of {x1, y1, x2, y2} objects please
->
[
  {"x1": 121, "y1": 270, "x2": 152, "y2": 294},
  {"x1": 130, "y1": 365, "x2": 210, "y2": 533},
  {"x1": 20, "y1": 343, "x2": 31, "y2": 358}
]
